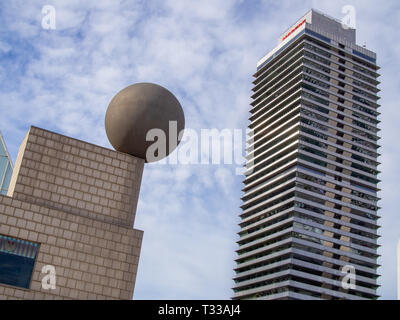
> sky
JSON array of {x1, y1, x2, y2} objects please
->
[{"x1": 0, "y1": 0, "x2": 399, "y2": 299}]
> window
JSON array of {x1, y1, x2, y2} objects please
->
[
  {"x1": 304, "y1": 43, "x2": 331, "y2": 58},
  {"x1": 0, "y1": 135, "x2": 13, "y2": 195},
  {"x1": 0, "y1": 235, "x2": 39, "y2": 289},
  {"x1": 305, "y1": 30, "x2": 331, "y2": 44}
]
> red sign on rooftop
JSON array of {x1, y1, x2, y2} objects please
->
[{"x1": 281, "y1": 19, "x2": 306, "y2": 41}]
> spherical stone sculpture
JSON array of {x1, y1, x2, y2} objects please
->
[{"x1": 105, "y1": 83, "x2": 185, "y2": 162}]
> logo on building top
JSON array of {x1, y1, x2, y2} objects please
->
[{"x1": 282, "y1": 19, "x2": 306, "y2": 41}]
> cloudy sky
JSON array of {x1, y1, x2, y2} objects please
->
[{"x1": 0, "y1": 0, "x2": 399, "y2": 299}]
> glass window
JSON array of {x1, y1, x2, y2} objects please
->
[
  {"x1": 0, "y1": 132, "x2": 13, "y2": 194},
  {"x1": 0, "y1": 139, "x2": 7, "y2": 156},
  {"x1": 2, "y1": 165, "x2": 12, "y2": 192},
  {"x1": 0, "y1": 157, "x2": 8, "y2": 180},
  {"x1": 0, "y1": 235, "x2": 39, "y2": 289}
]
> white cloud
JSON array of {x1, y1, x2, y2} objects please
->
[{"x1": 0, "y1": 41, "x2": 12, "y2": 53}]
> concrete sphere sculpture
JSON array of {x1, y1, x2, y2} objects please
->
[{"x1": 105, "y1": 83, "x2": 185, "y2": 162}]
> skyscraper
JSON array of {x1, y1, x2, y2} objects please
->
[
  {"x1": 0, "y1": 131, "x2": 13, "y2": 195},
  {"x1": 233, "y1": 9, "x2": 380, "y2": 300}
]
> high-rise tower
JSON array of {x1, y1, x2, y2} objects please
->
[{"x1": 233, "y1": 9, "x2": 380, "y2": 300}]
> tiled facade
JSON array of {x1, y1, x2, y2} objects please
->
[{"x1": 0, "y1": 126, "x2": 145, "y2": 299}]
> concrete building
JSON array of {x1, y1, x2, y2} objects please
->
[
  {"x1": 0, "y1": 131, "x2": 13, "y2": 195},
  {"x1": 0, "y1": 126, "x2": 144, "y2": 299},
  {"x1": 233, "y1": 9, "x2": 380, "y2": 300}
]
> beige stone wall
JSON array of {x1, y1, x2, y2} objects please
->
[
  {"x1": 8, "y1": 126, "x2": 144, "y2": 227},
  {"x1": 0, "y1": 195, "x2": 143, "y2": 299},
  {"x1": 0, "y1": 127, "x2": 145, "y2": 300}
]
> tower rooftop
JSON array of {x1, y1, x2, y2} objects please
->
[
  {"x1": 279, "y1": 9, "x2": 355, "y2": 45},
  {"x1": 257, "y1": 8, "x2": 376, "y2": 70}
]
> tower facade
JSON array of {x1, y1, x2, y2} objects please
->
[
  {"x1": 233, "y1": 9, "x2": 380, "y2": 300},
  {"x1": 0, "y1": 131, "x2": 13, "y2": 195}
]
